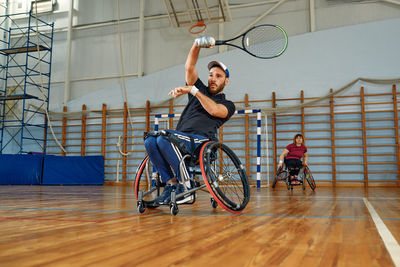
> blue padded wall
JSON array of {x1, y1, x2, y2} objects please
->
[
  {"x1": 0, "y1": 154, "x2": 43, "y2": 185},
  {"x1": 42, "y1": 155, "x2": 104, "y2": 185}
]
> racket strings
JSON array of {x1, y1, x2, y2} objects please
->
[{"x1": 243, "y1": 26, "x2": 287, "y2": 58}]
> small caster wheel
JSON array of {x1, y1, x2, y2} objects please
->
[
  {"x1": 137, "y1": 202, "x2": 145, "y2": 213},
  {"x1": 211, "y1": 198, "x2": 218, "y2": 209},
  {"x1": 286, "y1": 182, "x2": 290, "y2": 191},
  {"x1": 170, "y1": 204, "x2": 179, "y2": 216}
]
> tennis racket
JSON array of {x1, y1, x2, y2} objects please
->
[{"x1": 198, "y1": 24, "x2": 288, "y2": 59}]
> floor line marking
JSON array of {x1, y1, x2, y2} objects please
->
[
  {"x1": 0, "y1": 206, "x2": 138, "y2": 213},
  {"x1": 1, "y1": 205, "x2": 400, "y2": 220},
  {"x1": 0, "y1": 210, "x2": 162, "y2": 224},
  {"x1": 258, "y1": 195, "x2": 400, "y2": 200},
  {"x1": 363, "y1": 197, "x2": 400, "y2": 267}
]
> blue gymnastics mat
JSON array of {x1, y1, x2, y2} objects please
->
[{"x1": 0, "y1": 155, "x2": 104, "y2": 185}]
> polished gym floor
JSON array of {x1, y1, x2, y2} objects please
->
[{"x1": 0, "y1": 185, "x2": 399, "y2": 266}]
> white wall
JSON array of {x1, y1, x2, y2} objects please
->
[
  {"x1": 3, "y1": 0, "x2": 400, "y2": 107},
  {"x1": 64, "y1": 18, "x2": 400, "y2": 112},
  {"x1": 31, "y1": 0, "x2": 400, "y2": 107}
]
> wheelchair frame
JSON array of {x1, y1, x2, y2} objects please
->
[
  {"x1": 134, "y1": 141, "x2": 251, "y2": 215},
  {"x1": 272, "y1": 164, "x2": 316, "y2": 191}
]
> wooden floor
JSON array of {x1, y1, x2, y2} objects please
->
[{"x1": 0, "y1": 185, "x2": 399, "y2": 266}]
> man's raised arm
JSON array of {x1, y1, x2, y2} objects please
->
[{"x1": 185, "y1": 42, "x2": 200, "y2": 86}]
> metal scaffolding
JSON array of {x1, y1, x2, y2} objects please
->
[{"x1": 0, "y1": 12, "x2": 54, "y2": 154}]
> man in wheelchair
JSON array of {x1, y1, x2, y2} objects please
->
[
  {"x1": 144, "y1": 37, "x2": 236, "y2": 205},
  {"x1": 278, "y1": 134, "x2": 308, "y2": 185}
]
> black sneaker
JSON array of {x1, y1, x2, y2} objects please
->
[
  {"x1": 164, "y1": 184, "x2": 180, "y2": 204},
  {"x1": 156, "y1": 184, "x2": 173, "y2": 204},
  {"x1": 165, "y1": 183, "x2": 194, "y2": 204}
]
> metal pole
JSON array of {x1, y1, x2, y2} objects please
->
[
  {"x1": 309, "y1": 0, "x2": 315, "y2": 32},
  {"x1": 138, "y1": 0, "x2": 145, "y2": 77},
  {"x1": 218, "y1": 7, "x2": 227, "y2": 53},
  {"x1": 64, "y1": 0, "x2": 74, "y2": 104},
  {"x1": 257, "y1": 111, "x2": 261, "y2": 188},
  {"x1": 265, "y1": 113, "x2": 270, "y2": 187}
]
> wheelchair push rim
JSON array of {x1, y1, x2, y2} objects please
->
[
  {"x1": 272, "y1": 166, "x2": 288, "y2": 189},
  {"x1": 199, "y1": 141, "x2": 250, "y2": 214},
  {"x1": 304, "y1": 165, "x2": 316, "y2": 190},
  {"x1": 134, "y1": 155, "x2": 160, "y2": 206},
  {"x1": 272, "y1": 166, "x2": 281, "y2": 189}
]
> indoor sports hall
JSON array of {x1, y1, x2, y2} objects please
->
[{"x1": 1, "y1": 0, "x2": 400, "y2": 266}]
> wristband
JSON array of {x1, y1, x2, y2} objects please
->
[
  {"x1": 279, "y1": 160, "x2": 283, "y2": 164},
  {"x1": 190, "y1": 85, "x2": 199, "y2": 96}
]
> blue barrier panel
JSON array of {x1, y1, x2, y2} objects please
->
[
  {"x1": 42, "y1": 155, "x2": 104, "y2": 185},
  {"x1": 0, "y1": 154, "x2": 43, "y2": 185}
]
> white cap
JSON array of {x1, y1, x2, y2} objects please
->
[{"x1": 207, "y1": 61, "x2": 230, "y2": 78}]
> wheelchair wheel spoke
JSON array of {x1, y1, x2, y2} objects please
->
[
  {"x1": 218, "y1": 158, "x2": 245, "y2": 202},
  {"x1": 218, "y1": 173, "x2": 243, "y2": 203},
  {"x1": 201, "y1": 142, "x2": 250, "y2": 213}
]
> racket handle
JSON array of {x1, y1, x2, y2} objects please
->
[
  {"x1": 195, "y1": 36, "x2": 215, "y2": 48},
  {"x1": 215, "y1": 40, "x2": 224, "y2": 45}
]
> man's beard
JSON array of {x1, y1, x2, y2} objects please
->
[{"x1": 208, "y1": 82, "x2": 225, "y2": 95}]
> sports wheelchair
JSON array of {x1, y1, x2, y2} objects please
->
[
  {"x1": 271, "y1": 163, "x2": 316, "y2": 191},
  {"x1": 134, "y1": 138, "x2": 250, "y2": 216}
]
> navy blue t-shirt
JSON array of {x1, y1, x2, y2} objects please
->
[{"x1": 175, "y1": 78, "x2": 236, "y2": 140}]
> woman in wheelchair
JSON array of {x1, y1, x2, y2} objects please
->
[
  {"x1": 144, "y1": 38, "x2": 236, "y2": 205},
  {"x1": 278, "y1": 134, "x2": 308, "y2": 185}
]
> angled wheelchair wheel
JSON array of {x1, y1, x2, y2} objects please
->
[
  {"x1": 272, "y1": 166, "x2": 287, "y2": 189},
  {"x1": 134, "y1": 156, "x2": 161, "y2": 208},
  {"x1": 199, "y1": 141, "x2": 250, "y2": 214},
  {"x1": 304, "y1": 166, "x2": 316, "y2": 191},
  {"x1": 272, "y1": 166, "x2": 281, "y2": 189}
]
